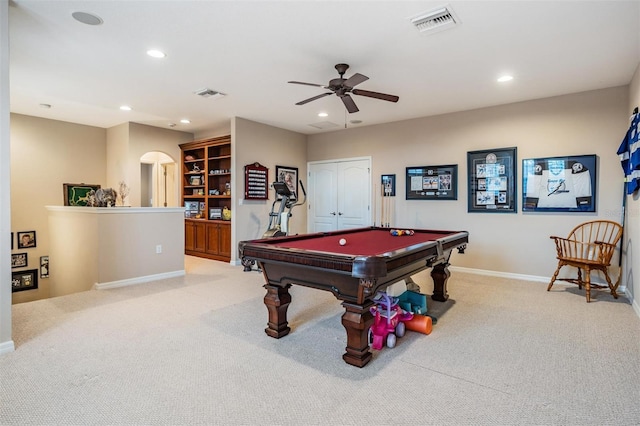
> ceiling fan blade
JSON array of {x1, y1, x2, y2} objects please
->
[
  {"x1": 352, "y1": 89, "x2": 399, "y2": 103},
  {"x1": 340, "y1": 94, "x2": 359, "y2": 113},
  {"x1": 288, "y1": 81, "x2": 326, "y2": 88},
  {"x1": 343, "y1": 73, "x2": 369, "y2": 88},
  {"x1": 295, "y1": 92, "x2": 333, "y2": 105}
]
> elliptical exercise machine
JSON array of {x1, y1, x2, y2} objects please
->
[{"x1": 262, "y1": 180, "x2": 306, "y2": 238}]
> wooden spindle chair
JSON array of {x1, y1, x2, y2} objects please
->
[{"x1": 548, "y1": 220, "x2": 623, "y2": 302}]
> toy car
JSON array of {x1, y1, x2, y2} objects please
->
[{"x1": 368, "y1": 292, "x2": 413, "y2": 350}]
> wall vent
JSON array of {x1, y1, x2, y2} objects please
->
[
  {"x1": 308, "y1": 121, "x2": 339, "y2": 130},
  {"x1": 410, "y1": 5, "x2": 459, "y2": 34},
  {"x1": 194, "y1": 88, "x2": 226, "y2": 99}
]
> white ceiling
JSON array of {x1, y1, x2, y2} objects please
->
[{"x1": 8, "y1": 1, "x2": 640, "y2": 136}]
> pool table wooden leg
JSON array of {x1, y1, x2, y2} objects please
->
[
  {"x1": 341, "y1": 301, "x2": 374, "y2": 368},
  {"x1": 431, "y1": 262, "x2": 451, "y2": 302},
  {"x1": 263, "y1": 284, "x2": 292, "y2": 338}
]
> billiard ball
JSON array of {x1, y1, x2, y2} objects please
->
[{"x1": 339, "y1": 238, "x2": 347, "y2": 246}]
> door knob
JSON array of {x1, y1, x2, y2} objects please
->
[{"x1": 330, "y1": 212, "x2": 336, "y2": 215}]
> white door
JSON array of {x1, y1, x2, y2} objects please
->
[{"x1": 308, "y1": 158, "x2": 370, "y2": 233}]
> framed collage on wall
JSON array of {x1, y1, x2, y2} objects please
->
[
  {"x1": 405, "y1": 165, "x2": 457, "y2": 200},
  {"x1": 522, "y1": 154, "x2": 597, "y2": 212},
  {"x1": 467, "y1": 147, "x2": 517, "y2": 213}
]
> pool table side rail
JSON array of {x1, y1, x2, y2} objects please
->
[{"x1": 238, "y1": 230, "x2": 469, "y2": 280}]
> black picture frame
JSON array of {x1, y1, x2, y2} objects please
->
[
  {"x1": 406, "y1": 165, "x2": 458, "y2": 200},
  {"x1": 11, "y1": 253, "x2": 27, "y2": 269},
  {"x1": 17, "y1": 231, "x2": 36, "y2": 249},
  {"x1": 209, "y1": 207, "x2": 222, "y2": 220},
  {"x1": 522, "y1": 154, "x2": 597, "y2": 212},
  {"x1": 467, "y1": 147, "x2": 517, "y2": 213},
  {"x1": 275, "y1": 165, "x2": 299, "y2": 202},
  {"x1": 63, "y1": 183, "x2": 101, "y2": 206},
  {"x1": 381, "y1": 174, "x2": 396, "y2": 197},
  {"x1": 40, "y1": 256, "x2": 49, "y2": 278},
  {"x1": 12, "y1": 269, "x2": 38, "y2": 292}
]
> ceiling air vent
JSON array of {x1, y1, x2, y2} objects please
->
[
  {"x1": 194, "y1": 88, "x2": 226, "y2": 99},
  {"x1": 410, "y1": 5, "x2": 459, "y2": 34}
]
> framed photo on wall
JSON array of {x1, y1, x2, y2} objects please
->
[
  {"x1": 381, "y1": 174, "x2": 396, "y2": 197},
  {"x1": 522, "y1": 154, "x2": 597, "y2": 212},
  {"x1": 405, "y1": 165, "x2": 457, "y2": 200},
  {"x1": 17, "y1": 231, "x2": 36, "y2": 249},
  {"x1": 11, "y1": 269, "x2": 38, "y2": 292},
  {"x1": 467, "y1": 147, "x2": 517, "y2": 213},
  {"x1": 40, "y1": 256, "x2": 50, "y2": 278},
  {"x1": 11, "y1": 253, "x2": 27, "y2": 269},
  {"x1": 275, "y1": 165, "x2": 299, "y2": 201}
]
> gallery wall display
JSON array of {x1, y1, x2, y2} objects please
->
[
  {"x1": 467, "y1": 147, "x2": 517, "y2": 213},
  {"x1": 406, "y1": 165, "x2": 457, "y2": 200},
  {"x1": 12, "y1": 269, "x2": 38, "y2": 292},
  {"x1": 17, "y1": 231, "x2": 36, "y2": 249},
  {"x1": 63, "y1": 183, "x2": 101, "y2": 206},
  {"x1": 275, "y1": 165, "x2": 299, "y2": 201},
  {"x1": 522, "y1": 154, "x2": 597, "y2": 212}
]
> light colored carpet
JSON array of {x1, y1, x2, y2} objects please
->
[{"x1": 1, "y1": 256, "x2": 639, "y2": 425}]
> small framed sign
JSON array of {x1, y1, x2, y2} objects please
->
[{"x1": 12, "y1": 269, "x2": 38, "y2": 292}]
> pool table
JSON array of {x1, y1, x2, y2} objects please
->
[{"x1": 238, "y1": 227, "x2": 468, "y2": 367}]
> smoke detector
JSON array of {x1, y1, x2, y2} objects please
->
[
  {"x1": 194, "y1": 88, "x2": 226, "y2": 99},
  {"x1": 410, "y1": 5, "x2": 460, "y2": 35}
]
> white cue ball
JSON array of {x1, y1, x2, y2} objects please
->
[{"x1": 339, "y1": 238, "x2": 347, "y2": 246}]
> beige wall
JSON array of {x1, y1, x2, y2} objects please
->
[
  {"x1": 307, "y1": 86, "x2": 629, "y2": 281},
  {"x1": 10, "y1": 115, "x2": 193, "y2": 304},
  {"x1": 108, "y1": 122, "x2": 192, "y2": 207},
  {"x1": 232, "y1": 117, "x2": 307, "y2": 261},
  {"x1": 10, "y1": 114, "x2": 107, "y2": 303},
  {"x1": 1, "y1": 0, "x2": 12, "y2": 352},
  {"x1": 625, "y1": 64, "x2": 640, "y2": 316},
  {"x1": 47, "y1": 207, "x2": 184, "y2": 297}
]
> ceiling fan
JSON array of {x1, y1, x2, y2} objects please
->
[{"x1": 288, "y1": 63, "x2": 399, "y2": 113}]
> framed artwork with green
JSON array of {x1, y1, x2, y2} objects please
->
[{"x1": 63, "y1": 183, "x2": 101, "y2": 206}]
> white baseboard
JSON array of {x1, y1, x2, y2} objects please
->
[
  {"x1": 94, "y1": 270, "x2": 185, "y2": 290},
  {"x1": 0, "y1": 340, "x2": 15, "y2": 355},
  {"x1": 450, "y1": 265, "x2": 550, "y2": 284}
]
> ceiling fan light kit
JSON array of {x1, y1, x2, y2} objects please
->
[{"x1": 289, "y1": 63, "x2": 399, "y2": 113}]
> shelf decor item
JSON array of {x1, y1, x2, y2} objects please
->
[
  {"x1": 63, "y1": 183, "x2": 101, "y2": 206},
  {"x1": 467, "y1": 147, "x2": 517, "y2": 213}
]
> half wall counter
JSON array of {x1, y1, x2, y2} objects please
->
[{"x1": 46, "y1": 206, "x2": 185, "y2": 297}]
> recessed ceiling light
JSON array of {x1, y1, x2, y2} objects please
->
[
  {"x1": 72, "y1": 11, "x2": 103, "y2": 26},
  {"x1": 119, "y1": 105, "x2": 132, "y2": 111},
  {"x1": 497, "y1": 75, "x2": 514, "y2": 83},
  {"x1": 147, "y1": 49, "x2": 166, "y2": 59},
  {"x1": 318, "y1": 112, "x2": 328, "y2": 117},
  {"x1": 180, "y1": 119, "x2": 191, "y2": 124}
]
